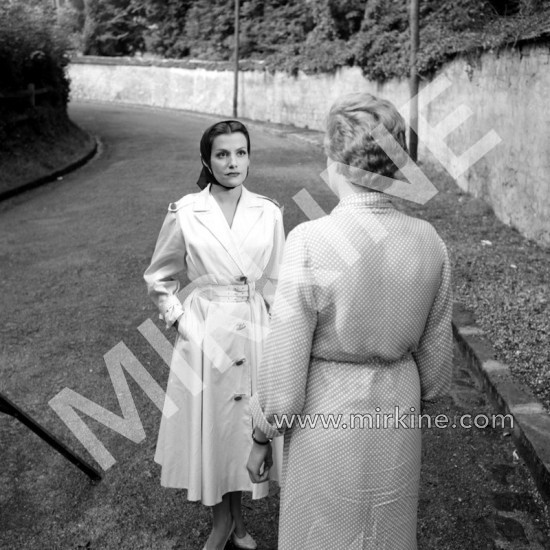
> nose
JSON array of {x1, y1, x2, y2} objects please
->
[{"x1": 228, "y1": 153, "x2": 238, "y2": 167}]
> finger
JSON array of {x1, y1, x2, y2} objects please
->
[
  {"x1": 256, "y1": 467, "x2": 270, "y2": 483},
  {"x1": 248, "y1": 470, "x2": 259, "y2": 483},
  {"x1": 247, "y1": 467, "x2": 260, "y2": 483},
  {"x1": 247, "y1": 463, "x2": 266, "y2": 484}
]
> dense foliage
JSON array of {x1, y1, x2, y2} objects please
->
[
  {"x1": 351, "y1": 0, "x2": 497, "y2": 81},
  {"x1": 0, "y1": 1, "x2": 70, "y2": 97},
  {"x1": 141, "y1": 0, "x2": 194, "y2": 57},
  {"x1": 0, "y1": 1, "x2": 76, "y2": 146},
  {"x1": 80, "y1": 0, "x2": 550, "y2": 80},
  {"x1": 83, "y1": 0, "x2": 147, "y2": 56}
]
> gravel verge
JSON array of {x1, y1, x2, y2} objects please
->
[{"x1": 394, "y1": 162, "x2": 550, "y2": 412}]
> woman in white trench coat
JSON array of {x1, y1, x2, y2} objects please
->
[
  {"x1": 247, "y1": 94, "x2": 454, "y2": 550},
  {"x1": 144, "y1": 121, "x2": 285, "y2": 550}
]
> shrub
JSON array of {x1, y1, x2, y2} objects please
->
[
  {"x1": 351, "y1": 0, "x2": 494, "y2": 81},
  {"x1": 351, "y1": 0, "x2": 549, "y2": 81},
  {"x1": 0, "y1": 1, "x2": 72, "y2": 146},
  {"x1": 264, "y1": 37, "x2": 353, "y2": 75},
  {"x1": 82, "y1": 0, "x2": 147, "y2": 57},
  {"x1": 0, "y1": 1, "x2": 70, "y2": 99},
  {"x1": 142, "y1": 0, "x2": 194, "y2": 58},
  {"x1": 57, "y1": 2, "x2": 86, "y2": 53},
  {"x1": 261, "y1": 0, "x2": 354, "y2": 74}
]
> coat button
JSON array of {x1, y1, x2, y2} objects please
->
[
  {"x1": 235, "y1": 322, "x2": 246, "y2": 331},
  {"x1": 234, "y1": 358, "x2": 246, "y2": 366},
  {"x1": 234, "y1": 394, "x2": 243, "y2": 401}
]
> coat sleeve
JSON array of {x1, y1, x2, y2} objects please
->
[
  {"x1": 143, "y1": 211, "x2": 186, "y2": 328},
  {"x1": 251, "y1": 224, "x2": 317, "y2": 438},
  {"x1": 412, "y1": 239, "x2": 453, "y2": 401},
  {"x1": 260, "y1": 206, "x2": 286, "y2": 309}
]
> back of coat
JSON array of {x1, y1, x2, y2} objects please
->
[{"x1": 266, "y1": 191, "x2": 453, "y2": 403}]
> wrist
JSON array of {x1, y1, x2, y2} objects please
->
[{"x1": 252, "y1": 429, "x2": 271, "y2": 445}]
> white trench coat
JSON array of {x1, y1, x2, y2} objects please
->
[{"x1": 144, "y1": 184, "x2": 285, "y2": 505}]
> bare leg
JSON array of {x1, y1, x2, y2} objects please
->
[
  {"x1": 205, "y1": 493, "x2": 233, "y2": 550},
  {"x1": 230, "y1": 491, "x2": 247, "y2": 538}
]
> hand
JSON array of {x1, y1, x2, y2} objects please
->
[{"x1": 247, "y1": 441, "x2": 272, "y2": 484}]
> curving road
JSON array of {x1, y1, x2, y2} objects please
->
[{"x1": 0, "y1": 102, "x2": 548, "y2": 549}]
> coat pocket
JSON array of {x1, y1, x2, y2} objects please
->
[{"x1": 203, "y1": 302, "x2": 250, "y2": 379}]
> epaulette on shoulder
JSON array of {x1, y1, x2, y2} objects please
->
[
  {"x1": 256, "y1": 194, "x2": 282, "y2": 209},
  {"x1": 167, "y1": 194, "x2": 193, "y2": 213}
]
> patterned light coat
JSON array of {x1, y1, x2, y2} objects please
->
[{"x1": 252, "y1": 191, "x2": 453, "y2": 550}]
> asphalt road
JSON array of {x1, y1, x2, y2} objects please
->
[{"x1": 0, "y1": 102, "x2": 548, "y2": 549}]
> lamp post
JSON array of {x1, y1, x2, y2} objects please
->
[
  {"x1": 409, "y1": 0, "x2": 419, "y2": 162},
  {"x1": 233, "y1": 0, "x2": 240, "y2": 118}
]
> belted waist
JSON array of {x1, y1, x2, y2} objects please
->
[{"x1": 196, "y1": 282, "x2": 256, "y2": 302}]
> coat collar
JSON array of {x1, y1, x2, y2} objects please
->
[
  {"x1": 333, "y1": 191, "x2": 393, "y2": 212},
  {"x1": 192, "y1": 185, "x2": 265, "y2": 275},
  {"x1": 192, "y1": 184, "x2": 264, "y2": 212}
]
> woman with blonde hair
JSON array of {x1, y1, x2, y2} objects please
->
[{"x1": 247, "y1": 93, "x2": 453, "y2": 550}]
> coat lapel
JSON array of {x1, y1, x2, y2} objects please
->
[
  {"x1": 193, "y1": 186, "x2": 267, "y2": 277},
  {"x1": 231, "y1": 186, "x2": 265, "y2": 246},
  {"x1": 193, "y1": 185, "x2": 247, "y2": 274}
]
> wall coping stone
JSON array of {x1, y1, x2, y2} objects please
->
[{"x1": 70, "y1": 54, "x2": 268, "y2": 72}]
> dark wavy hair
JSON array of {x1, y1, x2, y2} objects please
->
[
  {"x1": 197, "y1": 120, "x2": 251, "y2": 189},
  {"x1": 324, "y1": 93, "x2": 408, "y2": 178}
]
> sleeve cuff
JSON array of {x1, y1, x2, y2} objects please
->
[
  {"x1": 161, "y1": 294, "x2": 184, "y2": 329},
  {"x1": 250, "y1": 393, "x2": 283, "y2": 439}
]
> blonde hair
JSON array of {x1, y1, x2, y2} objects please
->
[{"x1": 324, "y1": 92, "x2": 408, "y2": 178}]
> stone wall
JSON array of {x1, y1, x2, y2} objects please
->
[
  {"x1": 421, "y1": 46, "x2": 550, "y2": 248},
  {"x1": 69, "y1": 47, "x2": 550, "y2": 247}
]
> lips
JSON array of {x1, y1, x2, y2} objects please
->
[{"x1": 225, "y1": 172, "x2": 240, "y2": 177}]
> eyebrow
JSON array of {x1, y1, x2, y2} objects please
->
[{"x1": 213, "y1": 147, "x2": 248, "y2": 153}]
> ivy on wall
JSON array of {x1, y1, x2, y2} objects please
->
[{"x1": 79, "y1": 0, "x2": 550, "y2": 81}]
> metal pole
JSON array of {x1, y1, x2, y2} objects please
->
[
  {"x1": 409, "y1": 0, "x2": 420, "y2": 162},
  {"x1": 0, "y1": 394, "x2": 102, "y2": 482},
  {"x1": 233, "y1": 0, "x2": 240, "y2": 118}
]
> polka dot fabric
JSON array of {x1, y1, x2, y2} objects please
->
[{"x1": 251, "y1": 191, "x2": 453, "y2": 550}]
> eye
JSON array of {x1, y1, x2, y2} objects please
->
[
  {"x1": 216, "y1": 152, "x2": 227, "y2": 158},
  {"x1": 237, "y1": 150, "x2": 247, "y2": 157}
]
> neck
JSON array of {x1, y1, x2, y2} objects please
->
[
  {"x1": 334, "y1": 177, "x2": 373, "y2": 200},
  {"x1": 209, "y1": 182, "x2": 242, "y2": 204}
]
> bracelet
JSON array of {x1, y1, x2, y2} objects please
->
[{"x1": 251, "y1": 430, "x2": 271, "y2": 445}]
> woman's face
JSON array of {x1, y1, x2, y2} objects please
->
[{"x1": 209, "y1": 132, "x2": 250, "y2": 188}]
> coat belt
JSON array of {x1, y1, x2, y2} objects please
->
[{"x1": 197, "y1": 282, "x2": 256, "y2": 302}]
